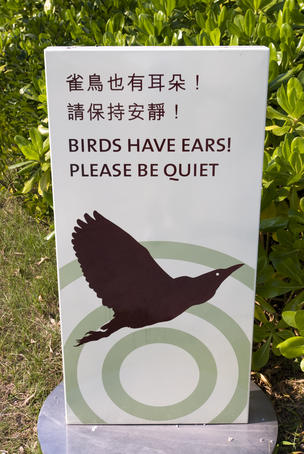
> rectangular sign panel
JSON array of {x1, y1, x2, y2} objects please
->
[{"x1": 45, "y1": 46, "x2": 269, "y2": 424}]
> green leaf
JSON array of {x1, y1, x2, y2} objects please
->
[
  {"x1": 291, "y1": 136, "x2": 304, "y2": 154},
  {"x1": 295, "y1": 311, "x2": 304, "y2": 331},
  {"x1": 300, "y1": 358, "x2": 304, "y2": 372},
  {"x1": 290, "y1": 151, "x2": 303, "y2": 173},
  {"x1": 183, "y1": 35, "x2": 194, "y2": 46},
  {"x1": 38, "y1": 171, "x2": 50, "y2": 195},
  {"x1": 256, "y1": 297, "x2": 277, "y2": 314},
  {"x1": 165, "y1": 0, "x2": 176, "y2": 16},
  {"x1": 275, "y1": 329, "x2": 294, "y2": 340},
  {"x1": 229, "y1": 35, "x2": 239, "y2": 46},
  {"x1": 29, "y1": 128, "x2": 43, "y2": 154},
  {"x1": 282, "y1": 310, "x2": 297, "y2": 328},
  {"x1": 21, "y1": 148, "x2": 39, "y2": 161},
  {"x1": 112, "y1": 13, "x2": 125, "y2": 32},
  {"x1": 276, "y1": 229, "x2": 294, "y2": 247},
  {"x1": 195, "y1": 11, "x2": 205, "y2": 28},
  {"x1": 288, "y1": 79, "x2": 304, "y2": 118},
  {"x1": 289, "y1": 187, "x2": 299, "y2": 210},
  {"x1": 43, "y1": 137, "x2": 50, "y2": 153},
  {"x1": 16, "y1": 162, "x2": 37, "y2": 175},
  {"x1": 277, "y1": 83, "x2": 291, "y2": 115},
  {"x1": 210, "y1": 28, "x2": 221, "y2": 46},
  {"x1": 44, "y1": 0, "x2": 53, "y2": 14},
  {"x1": 154, "y1": 11, "x2": 165, "y2": 34},
  {"x1": 288, "y1": 77, "x2": 304, "y2": 100},
  {"x1": 228, "y1": 21, "x2": 241, "y2": 37},
  {"x1": 287, "y1": 88, "x2": 297, "y2": 116},
  {"x1": 255, "y1": 304, "x2": 268, "y2": 323},
  {"x1": 272, "y1": 331, "x2": 294, "y2": 355},
  {"x1": 260, "y1": 216, "x2": 288, "y2": 232},
  {"x1": 271, "y1": 254, "x2": 304, "y2": 284},
  {"x1": 266, "y1": 106, "x2": 288, "y2": 121},
  {"x1": 103, "y1": 31, "x2": 114, "y2": 46},
  {"x1": 218, "y1": 6, "x2": 227, "y2": 28},
  {"x1": 253, "y1": 0, "x2": 261, "y2": 10},
  {"x1": 252, "y1": 336, "x2": 271, "y2": 370},
  {"x1": 22, "y1": 177, "x2": 35, "y2": 194},
  {"x1": 272, "y1": 335, "x2": 282, "y2": 356},
  {"x1": 280, "y1": 23, "x2": 293, "y2": 45},
  {"x1": 270, "y1": 124, "x2": 292, "y2": 136},
  {"x1": 15, "y1": 135, "x2": 29, "y2": 149},
  {"x1": 90, "y1": 21, "x2": 102, "y2": 44},
  {"x1": 268, "y1": 43, "x2": 277, "y2": 62},
  {"x1": 41, "y1": 162, "x2": 50, "y2": 172},
  {"x1": 277, "y1": 336, "x2": 304, "y2": 358},
  {"x1": 268, "y1": 65, "x2": 303, "y2": 92},
  {"x1": 43, "y1": 191, "x2": 53, "y2": 207},
  {"x1": 38, "y1": 124, "x2": 49, "y2": 136},
  {"x1": 8, "y1": 160, "x2": 34, "y2": 170},
  {"x1": 253, "y1": 324, "x2": 273, "y2": 342},
  {"x1": 140, "y1": 14, "x2": 155, "y2": 35},
  {"x1": 287, "y1": 172, "x2": 303, "y2": 186},
  {"x1": 15, "y1": 135, "x2": 40, "y2": 160},
  {"x1": 256, "y1": 253, "x2": 274, "y2": 285},
  {"x1": 257, "y1": 280, "x2": 303, "y2": 298},
  {"x1": 244, "y1": 9, "x2": 255, "y2": 36}
]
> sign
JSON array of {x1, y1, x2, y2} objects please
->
[{"x1": 45, "y1": 46, "x2": 269, "y2": 424}]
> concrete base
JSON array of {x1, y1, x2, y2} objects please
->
[{"x1": 38, "y1": 381, "x2": 277, "y2": 454}]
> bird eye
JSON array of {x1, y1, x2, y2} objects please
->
[{"x1": 216, "y1": 272, "x2": 220, "y2": 276}]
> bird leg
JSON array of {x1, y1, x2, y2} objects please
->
[
  {"x1": 75, "y1": 317, "x2": 124, "y2": 347},
  {"x1": 75, "y1": 330, "x2": 108, "y2": 347}
]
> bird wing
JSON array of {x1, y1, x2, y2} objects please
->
[{"x1": 71, "y1": 211, "x2": 171, "y2": 312}]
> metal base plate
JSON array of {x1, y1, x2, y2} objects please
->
[{"x1": 38, "y1": 381, "x2": 277, "y2": 454}]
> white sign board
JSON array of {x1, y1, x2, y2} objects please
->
[{"x1": 45, "y1": 46, "x2": 269, "y2": 424}]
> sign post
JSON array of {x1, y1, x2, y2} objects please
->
[{"x1": 45, "y1": 46, "x2": 269, "y2": 424}]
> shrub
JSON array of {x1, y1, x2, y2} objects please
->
[{"x1": 1, "y1": 0, "x2": 304, "y2": 370}]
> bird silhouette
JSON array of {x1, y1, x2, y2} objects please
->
[{"x1": 72, "y1": 211, "x2": 243, "y2": 346}]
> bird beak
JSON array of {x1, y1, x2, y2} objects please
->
[{"x1": 222, "y1": 263, "x2": 244, "y2": 279}]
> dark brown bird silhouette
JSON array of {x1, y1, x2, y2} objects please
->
[{"x1": 72, "y1": 211, "x2": 243, "y2": 346}]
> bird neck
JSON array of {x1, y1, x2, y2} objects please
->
[
  {"x1": 193, "y1": 273, "x2": 216, "y2": 300},
  {"x1": 175, "y1": 274, "x2": 216, "y2": 308}
]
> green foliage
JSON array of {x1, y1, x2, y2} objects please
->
[
  {"x1": 12, "y1": 128, "x2": 52, "y2": 201},
  {"x1": 1, "y1": 0, "x2": 304, "y2": 371}
]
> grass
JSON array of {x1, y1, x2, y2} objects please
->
[
  {"x1": 0, "y1": 190, "x2": 303, "y2": 453},
  {"x1": 0, "y1": 191, "x2": 61, "y2": 453}
]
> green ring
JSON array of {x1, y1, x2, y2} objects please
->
[
  {"x1": 63, "y1": 241, "x2": 252, "y2": 424},
  {"x1": 102, "y1": 327, "x2": 217, "y2": 421}
]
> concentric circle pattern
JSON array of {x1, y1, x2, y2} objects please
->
[
  {"x1": 62, "y1": 241, "x2": 253, "y2": 424},
  {"x1": 102, "y1": 327, "x2": 217, "y2": 420}
]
